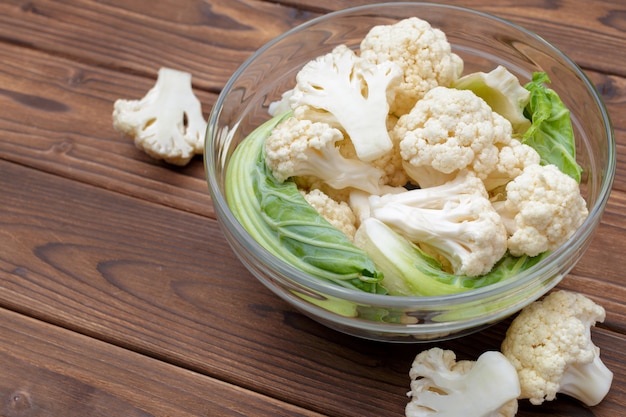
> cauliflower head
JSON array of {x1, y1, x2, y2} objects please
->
[
  {"x1": 361, "y1": 17, "x2": 464, "y2": 116},
  {"x1": 369, "y1": 171, "x2": 508, "y2": 276},
  {"x1": 289, "y1": 44, "x2": 403, "y2": 162},
  {"x1": 264, "y1": 116, "x2": 388, "y2": 195},
  {"x1": 302, "y1": 188, "x2": 357, "y2": 241},
  {"x1": 495, "y1": 164, "x2": 589, "y2": 257},
  {"x1": 406, "y1": 347, "x2": 520, "y2": 417},
  {"x1": 482, "y1": 138, "x2": 541, "y2": 192},
  {"x1": 394, "y1": 86, "x2": 514, "y2": 188},
  {"x1": 112, "y1": 67, "x2": 206, "y2": 166},
  {"x1": 501, "y1": 290, "x2": 613, "y2": 406}
]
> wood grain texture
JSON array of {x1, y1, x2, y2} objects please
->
[
  {"x1": 1, "y1": 159, "x2": 625, "y2": 416},
  {"x1": 0, "y1": 0, "x2": 316, "y2": 90},
  {"x1": 1, "y1": 0, "x2": 625, "y2": 416},
  {"x1": 0, "y1": 41, "x2": 214, "y2": 217},
  {"x1": 278, "y1": 0, "x2": 626, "y2": 76},
  {"x1": 0, "y1": 307, "x2": 327, "y2": 417}
]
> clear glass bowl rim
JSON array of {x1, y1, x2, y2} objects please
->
[{"x1": 206, "y1": 2, "x2": 616, "y2": 310}]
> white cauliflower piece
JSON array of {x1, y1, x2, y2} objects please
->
[
  {"x1": 289, "y1": 44, "x2": 403, "y2": 162},
  {"x1": 368, "y1": 171, "x2": 507, "y2": 276},
  {"x1": 493, "y1": 164, "x2": 589, "y2": 257},
  {"x1": 502, "y1": 290, "x2": 613, "y2": 406},
  {"x1": 302, "y1": 188, "x2": 357, "y2": 241},
  {"x1": 264, "y1": 116, "x2": 388, "y2": 195},
  {"x1": 406, "y1": 348, "x2": 520, "y2": 417},
  {"x1": 394, "y1": 86, "x2": 515, "y2": 188},
  {"x1": 361, "y1": 16, "x2": 464, "y2": 116},
  {"x1": 370, "y1": 140, "x2": 410, "y2": 187},
  {"x1": 483, "y1": 138, "x2": 541, "y2": 192},
  {"x1": 112, "y1": 67, "x2": 207, "y2": 166},
  {"x1": 336, "y1": 127, "x2": 410, "y2": 188}
]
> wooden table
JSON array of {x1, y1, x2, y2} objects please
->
[{"x1": 1, "y1": 1, "x2": 624, "y2": 416}]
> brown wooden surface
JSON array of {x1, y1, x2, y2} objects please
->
[{"x1": 1, "y1": 1, "x2": 624, "y2": 416}]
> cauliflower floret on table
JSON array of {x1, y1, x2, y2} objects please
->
[
  {"x1": 301, "y1": 188, "x2": 357, "y2": 241},
  {"x1": 368, "y1": 171, "x2": 507, "y2": 276},
  {"x1": 406, "y1": 347, "x2": 520, "y2": 417},
  {"x1": 394, "y1": 86, "x2": 527, "y2": 190},
  {"x1": 112, "y1": 67, "x2": 206, "y2": 166},
  {"x1": 501, "y1": 290, "x2": 613, "y2": 406},
  {"x1": 288, "y1": 44, "x2": 403, "y2": 162},
  {"x1": 264, "y1": 116, "x2": 390, "y2": 195},
  {"x1": 493, "y1": 164, "x2": 589, "y2": 257},
  {"x1": 360, "y1": 16, "x2": 464, "y2": 116}
]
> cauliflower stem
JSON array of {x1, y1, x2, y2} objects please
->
[
  {"x1": 559, "y1": 354, "x2": 614, "y2": 407},
  {"x1": 113, "y1": 67, "x2": 207, "y2": 166},
  {"x1": 368, "y1": 171, "x2": 507, "y2": 276},
  {"x1": 406, "y1": 348, "x2": 520, "y2": 417},
  {"x1": 354, "y1": 217, "x2": 545, "y2": 296}
]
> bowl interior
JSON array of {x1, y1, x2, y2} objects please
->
[{"x1": 205, "y1": 3, "x2": 615, "y2": 342}]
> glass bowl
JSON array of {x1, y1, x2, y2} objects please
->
[{"x1": 205, "y1": 3, "x2": 615, "y2": 342}]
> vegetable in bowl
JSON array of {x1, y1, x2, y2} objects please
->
[
  {"x1": 206, "y1": 3, "x2": 614, "y2": 341},
  {"x1": 225, "y1": 112, "x2": 385, "y2": 293},
  {"x1": 224, "y1": 15, "x2": 587, "y2": 298}
]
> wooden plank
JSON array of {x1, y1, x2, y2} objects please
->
[
  {"x1": 585, "y1": 71, "x2": 626, "y2": 195},
  {"x1": 0, "y1": 0, "x2": 319, "y2": 219},
  {"x1": 1, "y1": 159, "x2": 625, "y2": 416},
  {"x1": 278, "y1": 0, "x2": 626, "y2": 77},
  {"x1": 0, "y1": 307, "x2": 327, "y2": 417},
  {"x1": 0, "y1": 0, "x2": 624, "y2": 100},
  {"x1": 0, "y1": 40, "x2": 214, "y2": 217},
  {"x1": 0, "y1": 0, "x2": 317, "y2": 90},
  {"x1": 1, "y1": 0, "x2": 624, "y2": 80}
]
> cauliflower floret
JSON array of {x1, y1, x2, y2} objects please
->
[
  {"x1": 302, "y1": 188, "x2": 357, "y2": 241},
  {"x1": 368, "y1": 171, "x2": 507, "y2": 276},
  {"x1": 394, "y1": 86, "x2": 515, "y2": 189},
  {"x1": 112, "y1": 67, "x2": 206, "y2": 166},
  {"x1": 501, "y1": 290, "x2": 613, "y2": 406},
  {"x1": 360, "y1": 17, "x2": 464, "y2": 116},
  {"x1": 289, "y1": 44, "x2": 403, "y2": 162},
  {"x1": 483, "y1": 138, "x2": 541, "y2": 192},
  {"x1": 493, "y1": 164, "x2": 589, "y2": 257},
  {"x1": 371, "y1": 140, "x2": 410, "y2": 187},
  {"x1": 264, "y1": 116, "x2": 388, "y2": 195},
  {"x1": 406, "y1": 348, "x2": 520, "y2": 417}
]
